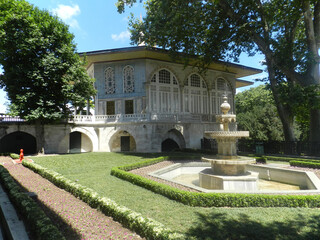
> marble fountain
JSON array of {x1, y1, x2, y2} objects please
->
[{"x1": 150, "y1": 97, "x2": 320, "y2": 193}]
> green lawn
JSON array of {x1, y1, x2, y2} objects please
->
[{"x1": 33, "y1": 153, "x2": 320, "y2": 239}]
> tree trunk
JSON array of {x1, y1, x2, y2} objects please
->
[
  {"x1": 266, "y1": 57, "x2": 296, "y2": 143},
  {"x1": 35, "y1": 120, "x2": 45, "y2": 154},
  {"x1": 302, "y1": 0, "x2": 320, "y2": 145}
]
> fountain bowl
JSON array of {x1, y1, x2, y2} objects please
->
[{"x1": 202, "y1": 156, "x2": 256, "y2": 176}]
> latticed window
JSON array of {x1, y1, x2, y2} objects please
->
[
  {"x1": 159, "y1": 69, "x2": 171, "y2": 84},
  {"x1": 105, "y1": 67, "x2": 115, "y2": 94},
  {"x1": 173, "y1": 76, "x2": 178, "y2": 85},
  {"x1": 123, "y1": 65, "x2": 134, "y2": 93},
  {"x1": 184, "y1": 74, "x2": 209, "y2": 114},
  {"x1": 149, "y1": 69, "x2": 180, "y2": 113},
  {"x1": 217, "y1": 78, "x2": 226, "y2": 91},
  {"x1": 211, "y1": 77, "x2": 234, "y2": 114},
  {"x1": 190, "y1": 74, "x2": 201, "y2": 87}
]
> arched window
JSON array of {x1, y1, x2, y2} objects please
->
[
  {"x1": 105, "y1": 67, "x2": 115, "y2": 94},
  {"x1": 211, "y1": 77, "x2": 234, "y2": 114},
  {"x1": 184, "y1": 74, "x2": 208, "y2": 114},
  {"x1": 149, "y1": 69, "x2": 180, "y2": 113},
  {"x1": 123, "y1": 65, "x2": 134, "y2": 93}
]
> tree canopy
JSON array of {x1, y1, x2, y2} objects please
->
[
  {"x1": 0, "y1": 0, "x2": 95, "y2": 123},
  {"x1": 117, "y1": 0, "x2": 320, "y2": 143},
  {"x1": 236, "y1": 85, "x2": 285, "y2": 142}
]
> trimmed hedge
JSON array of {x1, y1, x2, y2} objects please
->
[
  {"x1": 0, "y1": 165, "x2": 65, "y2": 240},
  {"x1": 111, "y1": 157, "x2": 320, "y2": 208},
  {"x1": 265, "y1": 156, "x2": 320, "y2": 162},
  {"x1": 22, "y1": 160, "x2": 184, "y2": 240},
  {"x1": 290, "y1": 160, "x2": 320, "y2": 169},
  {"x1": 10, "y1": 153, "x2": 20, "y2": 159}
]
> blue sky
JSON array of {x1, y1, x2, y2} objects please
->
[{"x1": 0, "y1": 0, "x2": 265, "y2": 113}]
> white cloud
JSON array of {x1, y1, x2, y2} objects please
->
[
  {"x1": 52, "y1": 4, "x2": 81, "y2": 29},
  {"x1": 111, "y1": 31, "x2": 131, "y2": 42}
]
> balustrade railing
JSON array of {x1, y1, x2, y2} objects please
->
[
  {"x1": 70, "y1": 113, "x2": 216, "y2": 124},
  {"x1": 0, "y1": 114, "x2": 24, "y2": 122}
]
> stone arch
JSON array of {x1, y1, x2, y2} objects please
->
[
  {"x1": 213, "y1": 76, "x2": 235, "y2": 95},
  {"x1": 161, "y1": 138, "x2": 179, "y2": 152},
  {"x1": 68, "y1": 127, "x2": 98, "y2": 153},
  {"x1": 0, "y1": 131, "x2": 37, "y2": 154},
  {"x1": 147, "y1": 65, "x2": 180, "y2": 85},
  {"x1": 161, "y1": 129, "x2": 186, "y2": 152},
  {"x1": 183, "y1": 71, "x2": 209, "y2": 88},
  {"x1": 109, "y1": 130, "x2": 137, "y2": 152}
]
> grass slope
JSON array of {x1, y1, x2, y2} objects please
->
[{"x1": 33, "y1": 153, "x2": 320, "y2": 239}]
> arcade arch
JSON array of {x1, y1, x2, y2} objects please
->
[
  {"x1": 109, "y1": 130, "x2": 136, "y2": 152},
  {"x1": 68, "y1": 127, "x2": 98, "y2": 153},
  {"x1": 0, "y1": 131, "x2": 36, "y2": 154},
  {"x1": 161, "y1": 129, "x2": 185, "y2": 152}
]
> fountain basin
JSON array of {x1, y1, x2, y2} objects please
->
[
  {"x1": 199, "y1": 168, "x2": 259, "y2": 191},
  {"x1": 202, "y1": 156, "x2": 256, "y2": 175},
  {"x1": 149, "y1": 162, "x2": 320, "y2": 193}
]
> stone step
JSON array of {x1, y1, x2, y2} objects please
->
[{"x1": 0, "y1": 185, "x2": 29, "y2": 240}]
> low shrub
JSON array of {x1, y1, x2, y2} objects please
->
[
  {"x1": 0, "y1": 165, "x2": 65, "y2": 240},
  {"x1": 111, "y1": 157, "x2": 320, "y2": 208},
  {"x1": 265, "y1": 156, "x2": 320, "y2": 162},
  {"x1": 255, "y1": 157, "x2": 267, "y2": 164},
  {"x1": 22, "y1": 160, "x2": 184, "y2": 240},
  {"x1": 290, "y1": 160, "x2": 320, "y2": 169},
  {"x1": 10, "y1": 153, "x2": 19, "y2": 159}
]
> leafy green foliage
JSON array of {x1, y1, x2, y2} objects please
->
[
  {"x1": 278, "y1": 83, "x2": 320, "y2": 141},
  {"x1": 0, "y1": 0, "x2": 95, "y2": 122},
  {"x1": 236, "y1": 85, "x2": 285, "y2": 141},
  {"x1": 290, "y1": 160, "x2": 320, "y2": 169},
  {"x1": 9, "y1": 153, "x2": 19, "y2": 159},
  {"x1": 118, "y1": 0, "x2": 320, "y2": 142},
  {"x1": 0, "y1": 165, "x2": 65, "y2": 240}
]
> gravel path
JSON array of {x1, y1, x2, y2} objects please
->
[{"x1": 0, "y1": 157, "x2": 144, "y2": 240}]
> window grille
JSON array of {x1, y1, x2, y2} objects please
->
[
  {"x1": 190, "y1": 74, "x2": 201, "y2": 87},
  {"x1": 173, "y1": 76, "x2": 178, "y2": 85},
  {"x1": 105, "y1": 67, "x2": 115, "y2": 94},
  {"x1": 123, "y1": 65, "x2": 134, "y2": 93},
  {"x1": 159, "y1": 69, "x2": 171, "y2": 84},
  {"x1": 151, "y1": 74, "x2": 156, "y2": 82},
  {"x1": 217, "y1": 78, "x2": 226, "y2": 91}
]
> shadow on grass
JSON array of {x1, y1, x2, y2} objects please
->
[
  {"x1": 33, "y1": 199, "x2": 82, "y2": 240},
  {"x1": 185, "y1": 212, "x2": 320, "y2": 240}
]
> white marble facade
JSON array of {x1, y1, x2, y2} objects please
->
[
  {"x1": 0, "y1": 47, "x2": 261, "y2": 154},
  {"x1": 66, "y1": 46, "x2": 260, "y2": 153}
]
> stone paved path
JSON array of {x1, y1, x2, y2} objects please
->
[{"x1": 0, "y1": 157, "x2": 144, "y2": 240}]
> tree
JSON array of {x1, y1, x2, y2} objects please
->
[
  {"x1": 117, "y1": 0, "x2": 320, "y2": 144},
  {"x1": 0, "y1": 0, "x2": 96, "y2": 152},
  {"x1": 236, "y1": 85, "x2": 285, "y2": 142}
]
